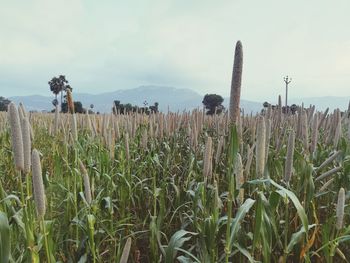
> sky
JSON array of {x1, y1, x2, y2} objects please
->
[{"x1": 0, "y1": 0, "x2": 349, "y2": 102}]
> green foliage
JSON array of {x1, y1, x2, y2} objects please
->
[
  {"x1": 61, "y1": 101, "x2": 86, "y2": 113},
  {"x1": 164, "y1": 230, "x2": 196, "y2": 263},
  {"x1": 0, "y1": 212, "x2": 10, "y2": 263},
  {"x1": 113, "y1": 100, "x2": 159, "y2": 114},
  {"x1": 0, "y1": 106, "x2": 349, "y2": 262},
  {"x1": 48, "y1": 75, "x2": 71, "y2": 108},
  {"x1": 0, "y1": 97, "x2": 11, "y2": 112},
  {"x1": 202, "y1": 94, "x2": 224, "y2": 115}
]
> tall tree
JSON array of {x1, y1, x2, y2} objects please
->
[
  {"x1": 58, "y1": 75, "x2": 69, "y2": 106},
  {"x1": 48, "y1": 77, "x2": 61, "y2": 101},
  {"x1": 48, "y1": 75, "x2": 69, "y2": 109}
]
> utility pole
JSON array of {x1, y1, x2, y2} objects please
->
[{"x1": 284, "y1": 76, "x2": 292, "y2": 112}]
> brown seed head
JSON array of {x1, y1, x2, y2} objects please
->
[{"x1": 66, "y1": 89, "x2": 75, "y2": 113}]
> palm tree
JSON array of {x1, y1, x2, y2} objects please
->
[
  {"x1": 48, "y1": 75, "x2": 70, "y2": 111},
  {"x1": 58, "y1": 75, "x2": 69, "y2": 107},
  {"x1": 48, "y1": 77, "x2": 61, "y2": 101}
]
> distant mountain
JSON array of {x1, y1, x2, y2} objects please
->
[
  {"x1": 9, "y1": 86, "x2": 262, "y2": 113},
  {"x1": 9, "y1": 86, "x2": 348, "y2": 114},
  {"x1": 9, "y1": 95, "x2": 54, "y2": 112}
]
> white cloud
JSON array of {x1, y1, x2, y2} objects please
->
[{"x1": 0, "y1": 0, "x2": 349, "y2": 101}]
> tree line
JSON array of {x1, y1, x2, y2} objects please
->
[
  {"x1": 0, "y1": 75, "x2": 303, "y2": 115},
  {"x1": 113, "y1": 100, "x2": 159, "y2": 115},
  {"x1": 48, "y1": 76, "x2": 161, "y2": 114}
]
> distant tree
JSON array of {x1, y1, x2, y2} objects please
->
[
  {"x1": 113, "y1": 100, "x2": 159, "y2": 115},
  {"x1": 114, "y1": 100, "x2": 121, "y2": 107},
  {"x1": 202, "y1": 94, "x2": 224, "y2": 115},
  {"x1": 74, "y1": 101, "x2": 84, "y2": 113},
  {"x1": 0, "y1": 96, "x2": 11, "y2": 111},
  {"x1": 124, "y1": 103, "x2": 133, "y2": 113},
  {"x1": 113, "y1": 100, "x2": 122, "y2": 114},
  {"x1": 48, "y1": 75, "x2": 70, "y2": 108},
  {"x1": 290, "y1": 104, "x2": 298, "y2": 114},
  {"x1": 60, "y1": 102, "x2": 68, "y2": 113},
  {"x1": 48, "y1": 77, "x2": 61, "y2": 101},
  {"x1": 61, "y1": 101, "x2": 85, "y2": 114},
  {"x1": 149, "y1": 102, "x2": 159, "y2": 113},
  {"x1": 263, "y1": 101, "x2": 270, "y2": 108}
]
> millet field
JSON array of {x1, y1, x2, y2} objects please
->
[{"x1": 0, "y1": 42, "x2": 350, "y2": 263}]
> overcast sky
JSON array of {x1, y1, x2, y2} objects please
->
[{"x1": 0, "y1": 0, "x2": 349, "y2": 102}]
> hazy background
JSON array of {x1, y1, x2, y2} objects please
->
[{"x1": 0, "y1": 0, "x2": 349, "y2": 103}]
